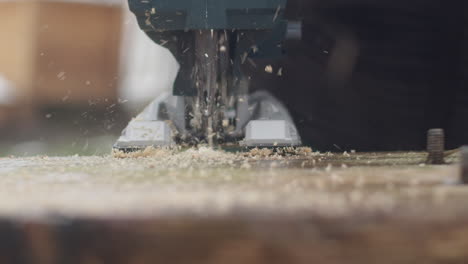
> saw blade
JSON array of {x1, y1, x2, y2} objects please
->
[{"x1": 193, "y1": 30, "x2": 230, "y2": 146}]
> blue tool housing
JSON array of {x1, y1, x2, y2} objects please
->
[{"x1": 129, "y1": 0, "x2": 288, "y2": 31}]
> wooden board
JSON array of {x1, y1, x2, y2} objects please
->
[{"x1": 0, "y1": 151, "x2": 466, "y2": 263}]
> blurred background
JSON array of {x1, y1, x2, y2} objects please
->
[{"x1": 0, "y1": 0, "x2": 178, "y2": 156}]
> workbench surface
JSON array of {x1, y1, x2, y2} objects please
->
[{"x1": 0, "y1": 149, "x2": 466, "y2": 264}]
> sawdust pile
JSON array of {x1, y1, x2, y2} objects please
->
[
  {"x1": 113, "y1": 146, "x2": 238, "y2": 168},
  {"x1": 113, "y1": 146, "x2": 316, "y2": 168},
  {"x1": 113, "y1": 147, "x2": 175, "y2": 159},
  {"x1": 163, "y1": 147, "x2": 239, "y2": 168},
  {"x1": 242, "y1": 147, "x2": 314, "y2": 159}
]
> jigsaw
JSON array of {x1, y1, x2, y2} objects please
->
[{"x1": 115, "y1": 0, "x2": 303, "y2": 151}]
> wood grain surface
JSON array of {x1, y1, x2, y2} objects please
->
[{"x1": 0, "y1": 151, "x2": 465, "y2": 263}]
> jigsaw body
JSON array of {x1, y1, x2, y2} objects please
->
[{"x1": 115, "y1": 0, "x2": 303, "y2": 150}]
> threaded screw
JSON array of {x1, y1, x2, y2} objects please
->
[
  {"x1": 427, "y1": 128, "x2": 445, "y2": 165},
  {"x1": 461, "y1": 146, "x2": 468, "y2": 184}
]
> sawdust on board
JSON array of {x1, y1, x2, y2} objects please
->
[
  {"x1": 112, "y1": 146, "x2": 316, "y2": 168},
  {"x1": 113, "y1": 147, "x2": 175, "y2": 159},
  {"x1": 0, "y1": 150, "x2": 461, "y2": 219}
]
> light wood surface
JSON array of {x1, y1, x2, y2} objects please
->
[{"x1": 0, "y1": 151, "x2": 465, "y2": 263}]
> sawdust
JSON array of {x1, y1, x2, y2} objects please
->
[
  {"x1": 245, "y1": 148, "x2": 274, "y2": 158},
  {"x1": 112, "y1": 146, "x2": 316, "y2": 168},
  {"x1": 242, "y1": 147, "x2": 315, "y2": 159},
  {"x1": 113, "y1": 146, "x2": 175, "y2": 159},
  {"x1": 164, "y1": 147, "x2": 238, "y2": 168},
  {"x1": 113, "y1": 146, "x2": 239, "y2": 168}
]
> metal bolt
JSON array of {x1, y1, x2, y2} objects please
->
[
  {"x1": 461, "y1": 146, "x2": 468, "y2": 184},
  {"x1": 427, "y1": 128, "x2": 445, "y2": 165}
]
